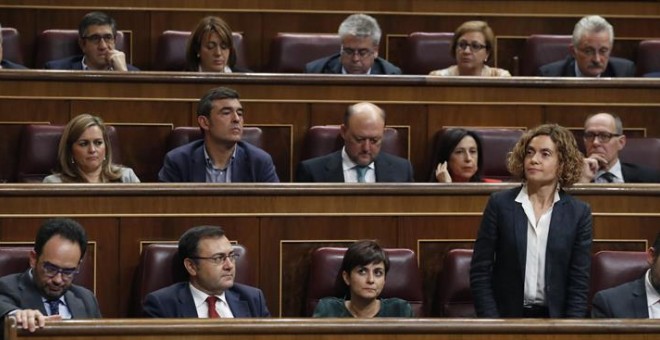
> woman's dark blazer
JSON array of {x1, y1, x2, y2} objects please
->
[{"x1": 470, "y1": 186, "x2": 592, "y2": 318}]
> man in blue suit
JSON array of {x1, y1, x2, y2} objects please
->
[
  {"x1": 538, "y1": 15, "x2": 634, "y2": 77},
  {"x1": 158, "y1": 87, "x2": 279, "y2": 182},
  {"x1": 143, "y1": 226, "x2": 270, "y2": 318},
  {"x1": 296, "y1": 102, "x2": 413, "y2": 182},
  {"x1": 305, "y1": 14, "x2": 401, "y2": 75},
  {"x1": 44, "y1": 12, "x2": 138, "y2": 71},
  {"x1": 592, "y1": 233, "x2": 660, "y2": 318}
]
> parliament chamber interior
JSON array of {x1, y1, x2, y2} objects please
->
[{"x1": 0, "y1": 1, "x2": 659, "y2": 339}]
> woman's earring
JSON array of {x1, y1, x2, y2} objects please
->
[
  {"x1": 196, "y1": 53, "x2": 200, "y2": 58},
  {"x1": 70, "y1": 157, "x2": 75, "y2": 164}
]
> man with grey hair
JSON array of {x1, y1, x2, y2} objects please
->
[
  {"x1": 539, "y1": 15, "x2": 635, "y2": 77},
  {"x1": 0, "y1": 23, "x2": 28, "y2": 69},
  {"x1": 305, "y1": 14, "x2": 401, "y2": 74},
  {"x1": 579, "y1": 112, "x2": 659, "y2": 183}
]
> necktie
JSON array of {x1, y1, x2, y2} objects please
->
[
  {"x1": 355, "y1": 166, "x2": 368, "y2": 183},
  {"x1": 600, "y1": 172, "x2": 615, "y2": 183},
  {"x1": 47, "y1": 299, "x2": 60, "y2": 316},
  {"x1": 206, "y1": 295, "x2": 220, "y2": 318}
]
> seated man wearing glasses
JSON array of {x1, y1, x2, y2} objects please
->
[
  {"x1": 538, "y1": 15, "x2": 634, "y2": 77},
  {"x1": 44, "y1": 11, "x2": 138, "y2": 71},
  {"x1": 143, "y1": 226, "x2": 270, "y2": 318},
  {"x1": 579, "y1": 112, "x2": 660, "y2": 183},
  {"x1": 0, "y1": 218, "x2": 101, "y2": 333},
  {"x1": 304, "y1": 14, "x2": 401, "y2": 75}
]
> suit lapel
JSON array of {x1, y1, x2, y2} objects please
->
[
  {"x1": 176, "y1": 283, "x2": 199, "y2": 317},
  {"x1": 226, "y1": 289, "x2": 250, "y2": 317},
  {"x1": 545, "y1": 193, "x2": 567, "y2": 281},
  {"x1": 231, "y1": 144, "x2": 247, "y2": 182},
  {"x1": 512, "y1": 193, "x2": 528, "y2": 275},
  {"x1": 374, "y1": 155, "x2": 391, "y2": 182},
  {"x1": 631, "y1": 278, "x2": 650, "y2": 318},
  {"x1": 18, "y1": 271, "x2": 47, "y2": 314},
  {"x1": 64, "y1": 290, "x2": 86, "y2": 318},
  {"x1": 325, "y1": 152, "x2": 345, "y2": 182},
  {"x1": 191, "y1": 143, "x2": 207, "y2": 182}
]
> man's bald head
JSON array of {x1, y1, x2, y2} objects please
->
[{"x1": 341, "y1": 102, "x2": 386, "y2": 166}]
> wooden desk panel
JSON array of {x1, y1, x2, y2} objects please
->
[
  {"x1": 0, "y1": 184, "x2": 657, "y2": 317},
  {"x1": 6, "y1": 318, "x2": 660, "y2": 340}
]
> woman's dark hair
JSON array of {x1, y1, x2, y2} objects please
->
[
  {"x1": 429, "y1": 128, "x2": 484, "y2": 182},
  {"x1": 341, "y1": 240, "x2": 390, "y2": 275},
  {"x1": 185, "y1": 16, "x2": 236, "y2": 71}
]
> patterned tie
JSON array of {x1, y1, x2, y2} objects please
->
[
  {"x1": 47, "y1": 299, "x2": 60, "y2": 316},
  {"x1": 355, "y1": 166, "x2": 368, "y2": 183},
  {"x1": 206, "y1": 296, "x2": 220, "y2": 318},
  {"x1": 600, "y1": 172, "x2": 616, "y2": 183}
]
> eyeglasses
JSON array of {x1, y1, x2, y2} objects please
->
[
  {"x1": 457, "y1": 41, "x2": 487, "y2": 52},
  {"x1": 42, "y1": 262, "x2": 79, "y2": 279},
  {"x1": 340, "y1": 47, "x2": 374, "y2": 59},
  {"x1": 190, "y1": 252, "x2": 240, "y2": 265},
  {"x1": 583, "y1": 131, "x2": 622, "y2": 143},
  {"x1": 83, "y1": 34, "x2": 115, "y2": 44},
  {"x1": 577, "y1": 47, "x2": 611, "y2": 57}
]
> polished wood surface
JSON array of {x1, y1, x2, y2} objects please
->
[
  {"x1": 0, "y1": 72, "x2": 658, "y2": 182},
  {"x1": 0, "y1": 184, "x2": 658, "y2": 318},
  {"x1": 6, "y1": 318, "x2": 660, "y2": 340}
]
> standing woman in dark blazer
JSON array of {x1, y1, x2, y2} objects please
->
[
  {"x1": 470, "y1": 124, "x2": 592, "y2": 318},
  {"x1": 185, "y1": 16, "x2": 248, "y2": 73}
]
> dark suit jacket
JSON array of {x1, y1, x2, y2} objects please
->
[
  {"x1": 0, "y1": 59, "x2": 28, "y2": 69},
  {"x1": 621, "y1": 162, "x2": 660, "y2": 183},
  {"x1": 591, "y1": 276, "x2": 649, "y2": 318},
  {"x1": 142, "y1": 281, "x2": 270, "y2": 318},
  {"x1": 305, "y1": 53, "x2": 402, "y2": 74},
  {"x1": 0, "y1": 270, "x2": 101, "y2": 318},
  {"x1": 538, "y1": 56, "x2": 635, "y2": 77},
  {"x1": 295, "y1": 150, "x2": 414, "y2": 182},
  {"x1": 158, "y1": 140, "x2": 279, "y2": 183},
  {"x1": 470, "y1": 186, "x2": 592, "y2": 318},
  {"x1": 44, "y1": 55, "x2": 139, "y2": 71}
]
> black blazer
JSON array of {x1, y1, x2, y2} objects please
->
[
  {"x1": 470, "y1": 186, "x2": 593, "y2": 318},
  {"x1": 44, "y1": 55, "x2": 139, "y2": 70},
  {"x1": 591, "y1": 276, "x2": 649, "y2": 318},
  {"x1": 304, "y1": 53, "x2": 401, "y2": 74},
  {"x1": 296, "y1": 150, "x2": 413, "y2": 182},
  {"x1": 621, "y1": 162, "x2": 660, "y2": 183},
  {"x1": 538, "y1": 56, "x2": 635, "y2": 77}
]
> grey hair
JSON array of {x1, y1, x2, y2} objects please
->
[
  {"x1": 338, "y1": 14, "x2": 381, "y2": 45},
  {"x1": 572, "y1": 15, "x2": 614, "y2": 46}
]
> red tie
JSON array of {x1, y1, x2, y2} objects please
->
[{"x1": 206, "y1": 296, "x2": 220, "y2": 318}]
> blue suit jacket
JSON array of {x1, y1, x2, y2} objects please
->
[
  {"x1": 44, "y1": 55, "x2": 139, "y2": 70},
  {"x1": 1, "y1": 59, "x2": 28, "y2": 69},
  {"x1": 295, "y1": 150, "x2": 414, "y2": 182},
  {"x1": 159, "y1": 140, "x2": 279, "y2": 183},
  {"x1": 538, "y1": 56, "x2": 635, "y2": 77},
  {"x1": 591, "y1": 276, "x2": 649, "y2": 318},
  {"x1": 142, "y1": 282, "x2": 270, "y2": 318},
  {"x1": 470, "y1": 186, "x2": 592, "y2": 318},
  {"x1": 621, "y1": 162, "x2": 660, "y2": 183},
  {"x1": 0, "y1": 270, "x2": 101, "y2": 318},
  {"x1": 304, "y1": 53, "x2": 401, "y2": 74}
]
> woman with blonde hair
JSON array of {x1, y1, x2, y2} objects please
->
[
  {"x1": 470, "y1": 124, "x2": 592, "y2": 318},
  {"x1": 44, "y1": 114, "x2": 139, "y2": 183}
]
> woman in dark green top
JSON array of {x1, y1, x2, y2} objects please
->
[{"x1": 312, "y1": 240, "x2": 414, "y2": 318}]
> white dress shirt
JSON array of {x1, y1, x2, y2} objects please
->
[
  {"x1": 189, "y1": 283, "x2": 234, "y2": 318},
  {"x1": 341, "y1": 147, "x2": 375, "y2": 183},
  {"x1": 645, "y1": 269, "x2": 660, "y2": 319},
  {"x1": 515, "y1": 185, "x2": 560, "y2": 306}
]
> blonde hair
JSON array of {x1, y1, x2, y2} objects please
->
[
  {"x1": 507, "y1": 124, "x2": 584, "y2": 187},
  {"x1": 55, "y1": 114, "x2": 122, "y2": 182}
]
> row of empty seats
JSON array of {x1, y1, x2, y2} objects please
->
[
  {"x1": 12, "y1": 124, "x2": 660, "y2": 183},
  {"x1": 0, "y1": 243, "x2": 648, "y2": 317},
  {"x1": 3, "y1": 27, "x2": 660, "y2": 75}
]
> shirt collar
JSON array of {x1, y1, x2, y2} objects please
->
[
  {"x1": 341, "y1": 147, "x2": 374, "y2": 171},
  {"x1": 189, "y1": 282, "x2": 227, "y2": 309},
  {"x1": 341, "y1": 66, "x2": 372, "y2": 75},
  {"x1": 645, "y1": 269, "x2": 660, "y2": 308},
  {"x1": 81, "y1": 56, "x2": 113, "y2": 71},
  {"x1": 595, "y1": 159, "x2": 623, "y2": 180},
  {"x1": 515, "y1": 183, "x2": 560, "y2": 204},
  {"x1": 574, "y1": 61, "x2": 600, "y2": 78},
  {"x1": 204, "y1": 143, "x2": 237, "y2": 170}
]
